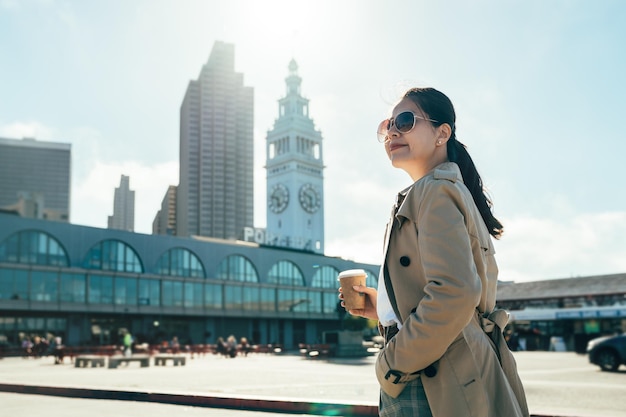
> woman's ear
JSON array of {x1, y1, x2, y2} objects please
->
[{"x1": 436, "y1": 123, "x2": 452, "y2": 145}]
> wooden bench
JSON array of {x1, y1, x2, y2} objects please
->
[
  {"x1": 74, "y1": 355, "x2": 106, "y2": 368},
  {"x1": 108, "y1": 354, "x2": 150, "y2": 369},
  {"x1": 154, "y1": 355, "x2": 186, "y2": 366}
]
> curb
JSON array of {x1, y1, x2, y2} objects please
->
[
  {"x1": 0, "y1": 383, "x2": 586, "y2": 417},
  {"x1": 0, "y1": 383, "x2": 379, "y2": 416}
]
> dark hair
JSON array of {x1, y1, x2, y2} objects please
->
[{"x1": 404, "y1": 87, "x2": 503, "y2": 238}]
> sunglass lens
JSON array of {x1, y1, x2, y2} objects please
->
[{"x1": 394, "y1": 112, "x2": 415, "y2": 133}]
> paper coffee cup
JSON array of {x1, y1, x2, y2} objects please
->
[{"x1": 338, "y1": 269, "x2": 367, "y2": 310}]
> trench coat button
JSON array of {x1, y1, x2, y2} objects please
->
[
  {"x1": 424, "y1": 365, "x2": 437, "y2": 378},
  {"x1": 399, "y1": 256, "x2": 411, "y2": 267}
]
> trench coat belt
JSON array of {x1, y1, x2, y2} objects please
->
[{"x1": 382, "y1": 324, "x2": 438, "y2": 382}]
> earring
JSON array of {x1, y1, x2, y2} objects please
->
[{"x1": 436, "y1": 140, "x2": 442, "y2": 145}]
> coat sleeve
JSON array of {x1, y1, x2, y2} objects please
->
[{"x1": 376, "y1": 180, "x2": 483, "y2": 395}]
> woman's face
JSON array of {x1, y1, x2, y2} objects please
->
[{"x1": 383, "y1": 98, "x2": 447, "y2": 181}]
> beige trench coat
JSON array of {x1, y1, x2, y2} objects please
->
[{"x1": 375, "y1": 162, "x2": 529, "y2": 417}]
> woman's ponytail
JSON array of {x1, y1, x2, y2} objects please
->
[{"x1": 447, "y1": 136, "x2": 503, "y2": 238}]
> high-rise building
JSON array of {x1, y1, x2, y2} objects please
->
[
  {"x1": 0, "y1": 137, "x2": 71, "y2": 221},
  {"x1": 152, "y1": 185, "x2": 177, "y2": 236},
  {"x1": 107, "y1": 175, "x2": 135, "y2": 232},
  {"x1": 177, "y1": 41, "x2": 254, "y2": 240},
  {"x1": 265, "y1": 60, "x2": 325, "y2": 253}
]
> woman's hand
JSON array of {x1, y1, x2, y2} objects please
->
[{"x1": 339, "y1": 285, "x2": 379, "y2": 321}]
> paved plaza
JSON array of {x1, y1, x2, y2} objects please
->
[{"x1": 1, "y1": 351, "x2": 625, "y2": 417}]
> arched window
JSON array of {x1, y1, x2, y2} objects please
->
[
  {"x1": 155, "y1": 247, "x2": 205, "y2": 278},
  {"x1": 215, "y1": 254, "x2": 258, "y2": 282},
  {"x1": 267, "y1": 260, "x2": 304, "y2": 286},
  {"x1": 365, "y1": 269, "x2": 378, "y2": 287},
  {"x1": 83, "y1": 239, "x2": 143, "y2": 273},
  {"x1": 311, "y1": 265, "x2": 340, "y2": 288},
  {"x1": 0, "y1": 230, "x2": 68, "y2": 266}
]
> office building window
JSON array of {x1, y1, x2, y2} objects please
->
[
  {"x1": 84, "y1": 240, "x2": 143, "y2": 273},
  {"x1": 162, "y1": 280, "x2": 183, "y2": 307},
  {"x1": 30, "y1": 270, "x2": 58, "y2": 302},
  {"x1": 155, "y1": 247, "x2": 205, "y2": 278},
  {"x1": 204, "y1": 283, "x2": 222, "y2": 310},
  {"x1": 277, "y1": 288, "x2": 314, "y2": 312},
  {"x1": 0, "y1": 230, "x2": 68, "y2": 266},
  {"x1": 323, "y1": 292, "x2": 339, "y2": 314},
  {"x1": 224, "y1": 284, "x2": 244, "y2": 310},
  {"x1": 114, "y1": 276, "x2": 138, "y2": 305},
  {"x1": 267, "y1": 260, "x2": 304, "y2": 286},
  {"x1": 138, "y1": 279, "x2": 160, "y2": 306},
  {"x1": 0, "y1": 268, "x2": 28, "y2": 301},
  {"x1": 215, "y1": 254, "x2": 258, "y2": 282},
  {"x1": 88, "y1": 275, "x2": 114, "y2": 304},
  {"x1": 311, "y1": 265, "x2": 340, "y2": 288},
  {"x1": 60, "y1": 273, "x2": 86, "y2": 303},
  {"x1": 292, "y1": 289, "x2": 309, "y2": 313},
  {"x1": 184, "y1": 282, "x2": 203, "y2": 308},
  {"x1": 243, "y1": 286, "x2": 260, "y2": 311},
  {"x1": 309, "y1": 291, "x2": 323, "y2": 313}
]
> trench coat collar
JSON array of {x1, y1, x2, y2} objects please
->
[{"x1": 394, "y1": 161, "x2": 463, "y2": 227}]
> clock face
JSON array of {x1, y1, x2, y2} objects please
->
[
  {"x1": 269, "y1": 183, "x2": 289, "y2": 214},
  {"x1": 298, "y1": 183, "x2": 321, "y2": 213}
]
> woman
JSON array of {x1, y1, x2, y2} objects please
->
[{"x1": 341, "y1": 87, "x2": 529, "y2": 416}]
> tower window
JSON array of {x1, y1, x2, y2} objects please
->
[
  {"x1": 313, "y1": 144, "x2": 320, "y2": 159},
  {"x1": 269, "y1": 143, "x2": 275, "y2": 159}
]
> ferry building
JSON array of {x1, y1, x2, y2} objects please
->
[{"x1": 0, "y1": 211, "x2": 378, "y2": 349}]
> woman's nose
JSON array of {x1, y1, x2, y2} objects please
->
[{"x1": 387, "y1": 126, "x2": 400, "y2": 139}]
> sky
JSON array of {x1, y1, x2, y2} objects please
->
[{"x1": 1, "y1": 0, "x2": 625, "y2": 283}]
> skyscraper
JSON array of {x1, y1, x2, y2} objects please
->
[
  {"x1": 107, "y1": 175, "x2": 135, "y2": 232},
  {"x1": 177, "y1": 41, "x2": 254, "y2": 240},
  {"x1": 152, "y1": 185, "x2": 177, "y2": 236},
  {"x1": 265, "y1": 60, "x2": 325, "y2": 253},
  {"x1": 0, "y1": 137, "x2": 71, "y2": 221}
]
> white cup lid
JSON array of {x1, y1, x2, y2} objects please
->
[{"x1": 337, "y1": 269, "x2": 366, "y2": 280}]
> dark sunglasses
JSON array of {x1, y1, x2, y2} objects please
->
[{"x1": 377, "y1": 111, "x2": 438, "y2": 143}]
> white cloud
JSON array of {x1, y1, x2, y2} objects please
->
[
  {"x1": 495, "y1": 211, "x2": 626, "y2": 282},
  {"x1": 329, "y1": 206, "x2": 626, "y2": 285},
  {"x1": 0, "y1": 120, "x2": 56, "y2": 140}
]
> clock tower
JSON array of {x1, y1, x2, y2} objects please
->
[{"x1": 265, "y1": 59, "x2": 324, "y2": 253}]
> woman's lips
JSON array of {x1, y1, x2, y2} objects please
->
[{"x1": 388, "y1": 142, "x2": 407, "y2": 152}]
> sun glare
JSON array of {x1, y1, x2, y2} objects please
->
[{"x1": 228, "y1": 0, "x2": 331, "y2": 62}]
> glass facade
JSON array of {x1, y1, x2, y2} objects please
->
[
  {"x1": 0, "y1": 264, "x2": 343, "y2": 314},
  {"x1": 84, "y1": 240, "x2": 143, "y2": 273},
  {"x1": 60, "y1": 273, "x2": 86, "y2": 303},
  {"x1": 138, "y1": 279, "x2": 160, "y2": 306},
  {"x1": 30, "y1": 270, "x2": 58, "y2": 302},
  {"x1": 162, "y1": 280, "x2": 184, "y2": 307},
  {"x1": 88, "y1": 275, "x2": 113, "y2": 304},
  {"x1": 183, "y1": 282, "x2": 203, "y2": 308},
  {"x1": 0, "y1": 230, "x2": 68, "y2": 266},
  {"x1": 155, "y1": 247, "x2": 205, "y2": 278},
  {"x1": 268, "y1": 260, "x2": 304, "y2": 286},
  {"x1": 312, "y1": 265, "x2": 340, "y2": 288},
  {"x1": 216, "y1": 254, "x2": 258, "y2": 281},
  {"x1": 0, "y1": 215, "x2": 380, "y2": 349},
  {"x1": 114, "y1": 276, "x2": 138, "y2": 305}
]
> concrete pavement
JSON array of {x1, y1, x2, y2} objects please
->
[{"x1": 0, "y1": 350, "x2": 624, "y2": 417}]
